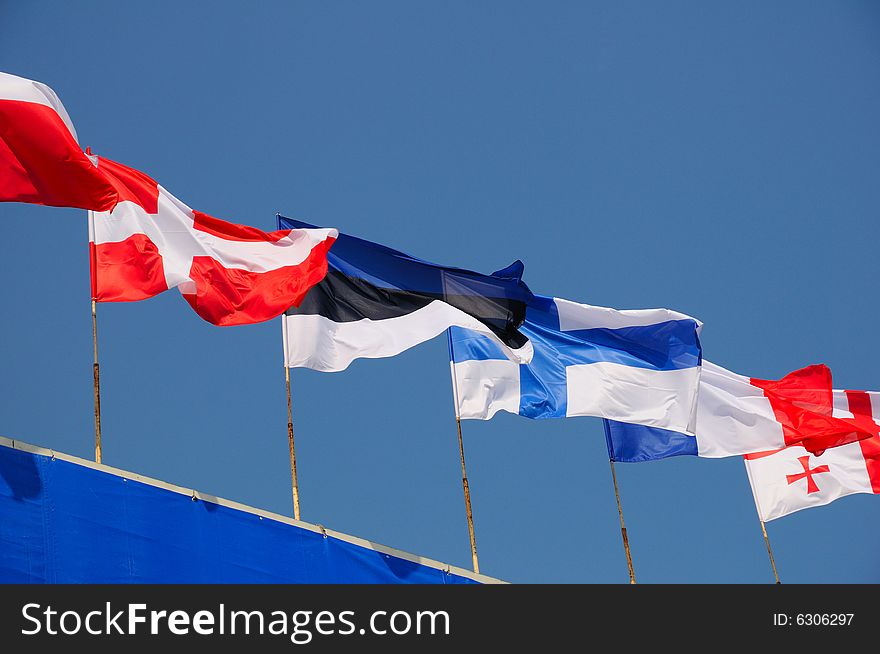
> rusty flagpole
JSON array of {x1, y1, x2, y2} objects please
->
[
  {"x1": 447, "y1": 330, "x2": 480, "y2": 574},
  {"x1": 603, "y1": 421, "x2": 636, "y2": 583},
  {"x1": 609, "y1": 457, "x2": 636, "y2": 584},
  {"x1": 759, "y1": 519, "x2": 781, "y2": 584},
  {"x1": 281, "y1": 314, "x2": 302, "y2": 521},
  {"x1": 743, "y1": 458, "x2": 781, "y2": 583},
  {"x1": 88, "y1": 210, "x2": 103, "y2": 464}
]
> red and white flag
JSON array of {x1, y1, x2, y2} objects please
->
[
  {"x1": 0, "y1": 72, "x2": 336, "y2": 325},
  {"x1": 744, "y1": 390, "x2": 880, "y2": 521},
  {"x1": 0, "y1": 72, "x2": 118, "y2": 210},
  {"x1": 89, "y1": 156, "x2": 336, "y2": 326},
  {"x1": 694, "y1": 361, "x2": 874, "y2": 457}
]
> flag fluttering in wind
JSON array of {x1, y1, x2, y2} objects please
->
[
  {"x1": 745, "y1": 389, "x2": 880, "y2": 521},
  {"x1": 449, "y1": 294, "x2": 703, "y2": 434},
  {"x1": 278, "y1": 216, "x2": 534, "y2": 372},
  {"x1": 0, "y1": 72, "x2": 338, "y2": 327},
  {"x1": 0, "y1": 72, "x2": 118, "y2": 210},
  {"x1": 604, "y1": 361, "x2": 877, "y2": 460},
  {"x1": 90, "y1": 157, "x2": 337, "y2": 326}
]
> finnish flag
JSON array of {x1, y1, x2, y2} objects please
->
[{"x1": 449, "y1": 295, "x2": 703, "y2": 434}]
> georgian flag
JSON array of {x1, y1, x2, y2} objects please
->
[
  {"x1": 604, "y1": 361, "x2": 877, "y2": 460},
  {"x1": 745, "y1": 390, "x2": 880, "y2": 521},
  {"x1": 0, "y1": 72, "x2": 117, "y2": 210},
  {"x1": 278, "y1": 216, "x2": 534, "y2": 372},
  {"x1": 89, "y1": 157, "x2": 336, "y2": 326}
]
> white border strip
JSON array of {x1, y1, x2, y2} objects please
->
[{"x1": 0, "y1": 436, "x2": 503, "y2": 585}]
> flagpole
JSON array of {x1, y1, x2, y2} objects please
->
[
  {"x1": 88, "y1": 210, "x2": 103, "y2": 464},
  {"x1": 456, "y1": 416, "x2": 480, "y2": 574},
  {"x1": 608, "y1": 458, "x2": 636, "y2": 584},
  {"x1": 447, "y1": 330, "x2": 480, "y2": 574},
  {"x1": 759, "y1": 519, "x2": 781, "y2": 584},
  {"x1": 742, "y1": 457, "x2": 781, "y2": 583},
  {"x1": 281, "y1": 316, "x2": 301, "y2": 521},
  {"x1": 91, "y1": 299, "x2": 103, "y2": 464}
]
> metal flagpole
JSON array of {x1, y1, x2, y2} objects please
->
[
  {"x1": 759, "y1": 519, "x2": 781, "y2": 584},
  {"x1": 447, "y1": 330, "x2": 480, "y2": 574},
  {"x1": 91, "y1": 299, "x2": 103, "y2": 464},
  {"x1": 608, "y1": 458, "x2": 636, "y2": 584},
  {"x1": 742, "y1": 457, "x2": 781, "y2": 583},
  {"x1": 88, "y1": 210, "x2": 103, "y2": 464},
  {"x1": 281, "y1": 316, "x2": 301, "y2": 521},
  {"x1": 455, "y1": 416, "x2": 480, "y2": 574}
]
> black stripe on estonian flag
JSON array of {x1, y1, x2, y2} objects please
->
[{"x1": 287, "y1": 271, "x2": 530, "y2": 351}]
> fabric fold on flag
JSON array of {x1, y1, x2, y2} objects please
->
[
  {"x1": 745, "y1": 389, "x2": 880, "y2": 521},
  {"x1": 449, "y1": 294, "x2": 703, "y2": 434},
  {"x1": 90, "y1": 157, "x2": 337, "y2": 326},
  {"x1": 278, "y1": 215, "x2": 534, "y2": 372},
  {"x1": 0, "y1": 71, "x2": 118, "y2": 211},
  {"x1": 604, "y1": 361, "x2": 877, "y2": 460}
]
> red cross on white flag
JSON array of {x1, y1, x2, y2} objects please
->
[
  {"x1": 785, "y1": 455, "x2": 830, "y2": 494},
  {"x1": 744, "y1": 390, "x2": 880, "y2": 521}
]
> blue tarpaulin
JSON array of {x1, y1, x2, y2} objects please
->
[{"x1": 0, "y1": 440, "x2": 483, "y2": 584}]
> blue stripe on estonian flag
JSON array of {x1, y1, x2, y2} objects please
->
[{"x1": 278, "y1": 215, "x2": 534, "y2": 354}]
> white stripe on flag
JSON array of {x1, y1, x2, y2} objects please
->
[
  {"x1": 453, "y1": 359, "x2": 520, "y2": 420},
  {"x1": 284, "y1": 301, "x2": 533, "y2": 373},
  {"x1": 554, "y1": 296, "x2": 702, "y2": 331},
  {"x1": 565, "y1": 362, "x2": 700, "y2": 431},
  {"x1": 0, "y1": 71, "x2": 79, "y2": 140}
]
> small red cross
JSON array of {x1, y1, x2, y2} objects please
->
[{"x1": 786, "y1": 455, "x2": 830, "y2": 494}]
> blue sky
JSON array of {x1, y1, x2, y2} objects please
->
[{"x1": 1, "y1": 1, "x2": 878, "y2": 582}]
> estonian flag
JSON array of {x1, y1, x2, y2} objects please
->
[{"x1": 278, "y1": 216, "x2": 534, "y2": 372}]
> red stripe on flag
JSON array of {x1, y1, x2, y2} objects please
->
[
  {"x1": 181, "y1": 236, "x2": 335, "y2": 326},
  {"x1": 743, "y1": 447, "x2": 786, "y2": 461},
  {"x1": 91, "y1": 235, "x2": 168, "y2": 302},
  {"x1": 845, "y1": 391, "x2": 880, "y2": 494},
  {"x1": 192, "y1": 210, "x2": 292, "y2": 243},
  {"x1": 0, "y1": 100, "x2": 117, "y2": 210}
]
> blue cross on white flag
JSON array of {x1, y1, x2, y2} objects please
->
[{"x1": 448, "y1": 295, "x2": 703, "y2": 434}]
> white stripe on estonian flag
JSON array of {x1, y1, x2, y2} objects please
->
[{"x1": 283, "y1": 300, "x2": 533, "y2": 373}]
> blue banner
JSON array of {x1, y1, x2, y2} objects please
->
[{"x1": 0, "y1": 442, "x2": 481, "y2": 584}]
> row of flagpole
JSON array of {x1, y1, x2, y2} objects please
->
[
  {"x1": 86, "y1": 245, "x2": 781, "y2": 583},
  {"x1": 277, "y1": 329, "x2": 782, "y2": 582}
]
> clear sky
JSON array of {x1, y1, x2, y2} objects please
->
[{"x1": 1, "y1": 1, "x2": 878, "y2": 583}]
